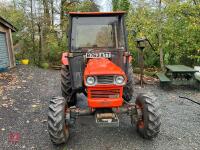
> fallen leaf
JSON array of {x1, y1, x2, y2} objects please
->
[
  {"x1": 22, "y1": 145, "x2": 26, "y2": 149},
  {"x1": 27, "y1": 76, "x2": 33, "y2": 80},
  {"x1": 14, "y1": 108, "x2": 19, "y2": 111},
  {"x1": 31, "y1": 105, "x2": 37, "y2": 108},
  {"x1": 2, "y1": 104, "x2": 8, "y2": 108},
  {"x1": 2, "y1": 96, "x2": 7, "y2": 100},
  {"x1": 41, "y1": 119, "x2": 47, "y2": 123},
  {"x1": 34, "y1": 118, "x2": 39, "y2": 122}
]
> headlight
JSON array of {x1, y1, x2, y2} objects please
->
[
  {"x1": 115, "y1": 76, "x2": 125, "y2": 85},
  {"x1": 86, "y1": 76, "x2": 96, "y2": 86}
]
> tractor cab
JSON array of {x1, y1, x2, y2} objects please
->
[
  {"x1": 65, "y1": 12, "x2": 130, "y2": 90},
  {"x1": 69, "y1": 12, "x2": 126, "y2": 51}
]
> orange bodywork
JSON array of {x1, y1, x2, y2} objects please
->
[
  {"x1": 87, "y1": 86, "x2": 123, "y2": 108},
  {"x1": 84, "y1": 58, "x2": 126, "y2": 108},
  {"x1": 84, "y1": 58, "x2": 126, "y2": 76}
]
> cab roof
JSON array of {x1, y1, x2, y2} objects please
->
[{"x1": 68, "y1": 11, "x2": 126, "y2": 16}]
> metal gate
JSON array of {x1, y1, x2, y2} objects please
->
[{"x1": 0, "y1": 32, "x2": 9, "y2": 68}]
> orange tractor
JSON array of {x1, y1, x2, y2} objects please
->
[{"x1": 48, "y1": 12, "x2": 161, "y2": 144}]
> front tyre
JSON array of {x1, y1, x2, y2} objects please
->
[
  {"x1": 61, "y1": 65, "x2": 76, "y2": 106},
  {"x1": 123, "y1": 64, "x2": 134, "y2": 102},
  {"x1": 48, "y1": 97, "x2": 69, "y2": 144},
  {"x1": 135, "y1": 94, "x2": 161, "y2": 139}
]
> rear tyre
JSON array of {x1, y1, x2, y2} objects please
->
[
  {"x1": 135, "y1": 94, "x2": 161, "y2": 139},
  {"x1": 123, "y1": 64, "x2": 134, "y2": 102},
  {"x1": 48, "y1": 97, "x2": 69, "y2": 144},
  {"x1": 61, "y1": 65, "x2": 76, "y2": 106}
]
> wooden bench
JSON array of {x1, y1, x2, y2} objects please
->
[
  {"x1": 156, "y1": 72, "x2": 171, "y2": 82},
  {"x1": 156, "y1": 72, "x2": 171, "y2": 88},
  {"x1": 194, "y1": 75, "x2": 200, "y2": 90},
  {"x1": 195, "y1": 75, "x2": 200, "y2": 82}
]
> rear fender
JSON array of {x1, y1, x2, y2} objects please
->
[{"x1": 61, "y1": 52, "x2": 69, "y2": 65}]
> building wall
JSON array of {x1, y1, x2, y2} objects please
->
[{"x1": 0, "y1": 24, "x2": 15, "y2": 68}]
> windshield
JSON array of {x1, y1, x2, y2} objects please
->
[
  {"x1": 71, "y1": 16, "x2": 125, "y2": 51},
  {"x1": 76, "y1": 25, "x2": 114, "y2": 48}
]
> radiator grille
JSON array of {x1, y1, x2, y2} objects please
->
[
  {"x1": 90, "y1": 89, "x2": 120, "y2": 99},
  {"x1": 97, "y1": 75, "x2": 114, "y2": 84}
]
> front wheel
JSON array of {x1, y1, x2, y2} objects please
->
[
  {"x1": 61, "y1": 65, "x2": 76, "y2": 107},
  {"x1": 123, "y1": 64, "x2": 134, "y2": 102},
  {"x1": 48, "y1": 97, "x2": 69, "y2": 144},
  {"x1": 135, "y1": 93, "x2": 161, "y2": 139}
]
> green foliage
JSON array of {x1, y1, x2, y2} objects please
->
[
  {"x1": 112, "y1": 0, "x2": 120, "y2": 11},
  {"x1": 112, "y1": 0, "x2": 130, "y2": 11},
  {"x1": 40, "y1": 62, "x2": 49, "y2": 69},
  {"x1": 63, "y1": 0, "x2": 99, "y2": 12},
  {"x1": 77, "y1": 0, "x2": 99, "y2": 12},
  {"x1": 1, "y1": 0, "x2": 199, "y2": 69},
  {"x1": 0, "y1": 4, "x2": 27, "y2": 44},
  {"x1": 126, "y1": 0, "x2": 200, "y2": 68},
  {"x1": 0, "y1": 0, "x2": 99, "y2": 67}
]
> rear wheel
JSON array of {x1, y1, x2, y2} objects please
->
[
  {"x1": 48, "y1": 97, "x2": 69, "y2": 144},
  {"x1": 123, "y1": 64, "x2": 134, "y2": 102},
  {"x1": 61, "y1": 65, "x2": 76, "y2": 106},
  {"x1": 135, "y1": 94, "x2": 161, "y2": 139}
]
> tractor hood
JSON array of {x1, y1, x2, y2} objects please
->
[{"x1": 84, "y1": 58, "x2": 125, "y2": 76}]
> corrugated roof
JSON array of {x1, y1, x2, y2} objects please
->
[{"x1": 0, "y1": 16, "x2": 17, "y2": 32}]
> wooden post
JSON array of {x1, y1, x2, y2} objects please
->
[
  {"x1": 136, "y1": 38, "x2": 146, "y2": 88},
  {"x1": 139, "y1": 48, "x2": 144, "y2": 87},
  {"x1": 141, "y1": 50, "x2": 144, "y2": 87},
  {"x1": 9, "y1": 29, "x2": 15, "y2": 67}
]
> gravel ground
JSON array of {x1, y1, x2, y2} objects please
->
[{"x1": 0, "y1": 65, "x2": 200, "y2": 150}]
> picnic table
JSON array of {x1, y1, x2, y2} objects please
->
[
  {"x1": 165, "y1": 65, "x2": 197, "y2": 73},
  {"x1": 156, "y1": 65, "x2": 200, "y2": 89}
]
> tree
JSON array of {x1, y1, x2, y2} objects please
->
[
  {"x1": 112, "y1": 0, "x2": 130, "y2": 11},
  {"x1": 158, "y1": 0, "x2": 164, "y2": 71},
  {"x1": 126, "y1": 0, "x2": 200, "y2": 68},
  {"x1": 112, "y1": 0, "x2": 120, "y2": 11},
  {"x1": 1, "y1": 0, "x2": 199, "y2": 68}
]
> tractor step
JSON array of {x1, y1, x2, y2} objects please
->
[{"x1": 95, "y1": 112, "x2": 119, "y2": 127}]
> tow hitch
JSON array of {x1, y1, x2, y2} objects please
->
[
  {"x1": 65, "y1": 103, "x2": 138, "y2": 127},
  {"x1": 95, "y1": 112, "x2": 119, "y2": 127}
]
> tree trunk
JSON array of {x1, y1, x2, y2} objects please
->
[
  {"x1": 13, "y1": 0, "x2": 16, "y2": 8},
  {"x1": 50, "y1": 0, "x2": 54, "y2": 26},
  {"x1": 60, "y1": 0, "x2": 66, "y2": 40},
  {"x1": 38, "y1": 23, "x2": 43, "y2": 65},
  {"x1": 30, "y1": 0, "x2": 36, "y2": 63},
  {"x1": 43, "y1": 0, "x2": 51, "y2": 26},
  {"x1": 42, "y1": 0, "x2": 51, "y2": 60},
  {"x1": 158, "y1": 0, "x2": 164, "y2": 71},
  {"x1": 158, "y1": 34, "x2": 164, "y2": 71}
]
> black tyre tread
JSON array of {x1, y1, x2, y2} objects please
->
[
  {"x1": 61, "y1": 65, "x2": 76, "y2": 106},
  {"x1": 123, "y1": 64, "x2": 134, "y2": 102},
  {"x1": 48, "y1": 97, "x2": 69, "y2": 145},
  {"x1": 136, "y1": 94, "x2": 161, "y2": 139}
]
